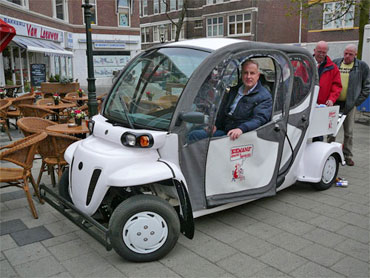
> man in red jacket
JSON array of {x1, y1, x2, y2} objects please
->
[{"x1": 313, "y1": 41, "x2": 342, "y2": 106}]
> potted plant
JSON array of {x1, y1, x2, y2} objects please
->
[
  {"x1": 53, "y1": 93, "x2": 61, "y2": 105},
  {"x1": 70, "y1": 109, "x2": 86, "y2": 126},
  {"x1": 146, "y1": 91, "x2": 154, "y2": 101},
  {"x1": 77, "y1": 88, "x2": 85, "y2": 98}
]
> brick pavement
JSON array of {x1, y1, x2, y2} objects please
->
[{"x1": 1, "y1": 117, "x2": 369, "y2": 278}]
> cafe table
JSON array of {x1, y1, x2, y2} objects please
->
[
  {"x1": 46, "y1": 120, "x2": 89, "y2": 138},
  {"x1": 63, "y1": 94, "x2": 88, "y2": 106},
  {"x1": 36, "y1": 101, "x2": 76, "y2": 122},
  {"x1": 0, "y1": 85, "x2": 23, "y2": 98}
]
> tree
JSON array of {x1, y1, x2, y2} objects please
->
[
  {"x1": 288, "y1": 0, "x2": 369, "y2": 59},
  {"x1": 161, "y1": 0, "x2": 188, "y2": 42}
]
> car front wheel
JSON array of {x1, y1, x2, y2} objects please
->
[{"x1": 109, "y1": 194, "x2": 180, "y2": 262}]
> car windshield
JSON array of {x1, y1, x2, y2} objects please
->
[{"x1": 103, "y1": 47, "x2": 209, "y2": 130}]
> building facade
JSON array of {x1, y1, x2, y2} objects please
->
[
  {"x1": 139, "y1": 0, "x2": 304, "y2": 50},
  {"x1": 0, "y1": 0, "x2": 141, "y2": 90},
  {"x1": 139, "y1": 0, "x2": 368, "y2": 59}
]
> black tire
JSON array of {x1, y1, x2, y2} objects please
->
[
  {"x1": 58, "y1": 169, "x2": 72, "y2": 203},
  {"x1": 313, "y1": 154, "x2": 339, "y2": 191},
  {"x1": 109, "y1": 194, "x2": 180, "y2": 262}
]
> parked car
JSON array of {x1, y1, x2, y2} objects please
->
[{"x1": 41, "y1": 38, "x2": 345, "y2": 262}]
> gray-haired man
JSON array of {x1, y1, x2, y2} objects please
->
[{"x1": 330, "y1": 44, "x2": 370, "y2": 166}]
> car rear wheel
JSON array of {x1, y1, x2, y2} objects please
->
[
  {"x1": 313, "y1": 154, "x2": 339, "y2": 191},
  {"x1": 109, "y1": 194, "x2": 180, "y2": 262}
]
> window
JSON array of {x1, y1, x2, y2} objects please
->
[
  {"x1": 195, "y1": 20, "x2": 203, "y2": 28},
  {"x1": 207, "y1": 17, "x2": 223, "y2": 37},
  {"x1": 55, "y1": 0, "x2": 66, "y2": 20},
  {"x1": 154, "y1": 0, "x2": 159, "y2": 14},
  {"x1": 84, "y1": 0, "x2": 97, "y2": 24},
  {"x1": 143, "y1": 0, "x2": 148, "y2": 16},
  {"x1": 153, "y1": 26, "x2": 159, "y2": 42},
  {"x1": 323, "y1": 1, "x2": 354, "y2": 29},
  {"x1": 6, "y1": 0, "x2": 27, "y2": 6},
  {"x1": 228, "y1": 12, "x2": 251, "y2": 36},
  {"x1": 141, "y1": 27, "x2": 150, "y2": 43},
  {"x1": 160, "y1": 0, "x2": 166, "y2": 13},
  {"x1": 178, "y1": 0, "x2": 183, "y2": 10},
  {"x1": 118, "y1": 0, "x2": 130, "y2": 26},
  {"x1": 139, "y1": 0, "x2": 142, "y2": 16},
  {"x1": 206, "y1": 0, "x2": 225, "y2": 4},
  {"x1": 170, "y1": 0, "x2": 176, "y2": 11},
  {"x1": 171, "y1": 24, "x2": 184, "y2": 41}
]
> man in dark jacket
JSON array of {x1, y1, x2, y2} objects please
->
[
  {"x1": 189, "y1": 60, "x2": 272, "y2": 142},
  {"x1": 329, "y1": 44, "x2": 370, "y2": 166}
]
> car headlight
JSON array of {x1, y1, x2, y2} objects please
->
[{"x1": 121, "y1": 132, "x2": 154, "y2": 148}]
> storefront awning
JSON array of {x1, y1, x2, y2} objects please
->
[
  {"x1": 0, "y1": 18, "x2": 16, "y2": 52},
  {"x1": 12, "y1": 36, "x2": 73, "y2": 57}
]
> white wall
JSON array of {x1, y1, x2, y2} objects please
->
[{"x1": 362, "y1": 24, "x2": 370, "y2": 66}]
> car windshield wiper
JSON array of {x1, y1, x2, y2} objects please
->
[{"x1": 119, "y1": 95, "x2": 135, "y2": 129}]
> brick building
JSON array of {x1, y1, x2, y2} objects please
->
[
  {"x1": 139, "y1": 0, "x2": 367, "y2": 57},
  {"x1": 0, "y1": 0, "x2": 141, "y2": 89},
  {"x1": 139, "y1": 0, "x2": 304, "y2": 50}
]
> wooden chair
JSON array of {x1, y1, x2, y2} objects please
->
[
  {"x1": 17, "y1": 117, "x2": 57, "y2": 137},
  {"x1": 37, "y1": 132, "x2": 80, "y2": 187},
  {"x1": 7, "y1": 96, "x2": 35, "y2": 127},
  {"x1": 0, "y1": 99, "x2": 12, "y2": 140},
  {"x1": 18, "y1": 104, "x2": 56, "y2": 119},
  {"x1": 18, "y1": 92, "x2": 36, "y2": 98},
  {"x1": 0, "y1": 132, "x2": 48, "y2": 218}
]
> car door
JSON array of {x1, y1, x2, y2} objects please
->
[{"x1": 203, "y1": 51, "x2": 294, "y2": 207}]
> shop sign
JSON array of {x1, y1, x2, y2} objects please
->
[
  {"x1": 31, "y1": 64, "x2": 46, "y2": 86},
  {"x1": 94, "y1": 43, "x2": 126, "y2": 49},
  {"x1": 0, "y1": 15, "x2": 63, "y2": 42}
]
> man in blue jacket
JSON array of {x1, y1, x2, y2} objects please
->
[{"x1": 189, "y1": 60, "x2": 272, "y2": 141}]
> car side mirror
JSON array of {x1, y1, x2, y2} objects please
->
[{"x1": 177, "y1": 111, "x2": 206, "y2": 125}]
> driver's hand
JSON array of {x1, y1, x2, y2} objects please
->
[
  {"x1": 204, "y1": 126, "x2": 217, "y2": 134},
  {"x1": 227, "y1": 128, "x2": 243, "y2": 140}
]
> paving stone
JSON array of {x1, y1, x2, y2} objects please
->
[
  {"x1": 41, "y1": 232, "x2": 79, "y2": 248},
  {"x1": 11, "y1": 225, "x2": 54, "y2": 246},
  {"x1": 0, "y1": 190, "x2": 25, "y2": 202},
  {"x1": 308, "y1": 215, "x2": 347, "y2": 232},
  {"x1": 297, "y1": 243, "x2": 345, "y2": 267},
  {"x1": 0, "y1": 259, "x2": 18, "y2": 278},
  {"x1": 216, "y1": 252, "x2": 267, "y2": 277},
  {"x1": 302, "y1": 227, "x2": 347, "y2": 248},
  {"x1": 61, "y1": 252, "x2": 115, "y2": 277},
  {"x1": 334, "y1": 238, "x2": 369, "y2": 262},
  {"x1": 229, "y1": 233, "x2": 275, "y2": 258},
  {"x1": 339, "y1": 212, "x2": 369, "y2": 229},
  {"x1": 331, "y1": 256, "x2": 370, "y2": 277},
  {"x1": 51, "y1": 272, "x2": 74, "y2": 278},
  {"x1": 21, "y1": 212, "x2": 59, "y2": 229},
  {"x1": 160, "y1": 245, "x2": 228, "y2": 278},
  {"x1": 214, "y1": 210, "x2": 259, "y2": 231},
  {"x1": 195, "y1": 217, "x2": 248, "y2": 244},
  {"x1": 290, "y1": 261, "x2": 345, "y2": 278},
  {"x1": 178, "y1": 231, "x2": 238, "y2": 263},
  {"x1": 113, "y1": 260, "x2": 179, "y2": 278},
  {"x1": 0, "y1": 207, "x2": 32, "y2": 222},
  {"x1": 273, "y1": 218, "x2": 316, "y2": 236},
  {"x1": 3, "y1": 242, "x2": 50, "y2": 266},
  {"x1": 244, "y1": 222, "x2": 284, "y2": 240},
  {"x1": 48, "y1": 238, "x2": 93, "y2": 261},
  {"x1": 0, "y1": 219, "x2": 27, "y2": 236},
  {"x1": 0, "y1": 234, "x2": 18, "y2": 251},
  {"x1": 337, "y1": 224, "x2": 369, "y2": 244},
  {"x1": 252, "y1": 266, "x2": 290, "y2": 277},
  {"x1": 266, "y1": 232, "x2": 312, "y2": 252},
  {"x1": 259, "y1": 247, "x2": 307, "y2": 273},
  {"x1": 44, "y1": 219, "x2": 80, "y2": 237},
  {"x1": 88, "y1": 266, "x2": 127, "y2": 278},
  {"x1": 14, "y1": 255, "x2": 66, "y2": 278}
]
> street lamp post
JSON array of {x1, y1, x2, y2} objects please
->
[{"x1": 82, "y1": 0, "x2": 98, "y2": 117}]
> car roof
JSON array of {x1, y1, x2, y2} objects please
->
[{"x1": 164, "y1": 38, "x2": 244, "y2": 51}]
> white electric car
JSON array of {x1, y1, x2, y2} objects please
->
[{"x1": 41, "y1": 38, "x2": 345, "y2": 262}]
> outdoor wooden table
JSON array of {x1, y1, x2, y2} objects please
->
[
  {"x1": 64, "y1": 95, "x2": 88, "y2": 106},
  {"x1": 46, "y1": 120, "x2": 89, "y2": 138},
  {"x1": 37, "y1": 101, "x2": 76, "y2": 122},
  {"x1": 1, "y1": 85, "x2": 22, "y2": 98}
]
